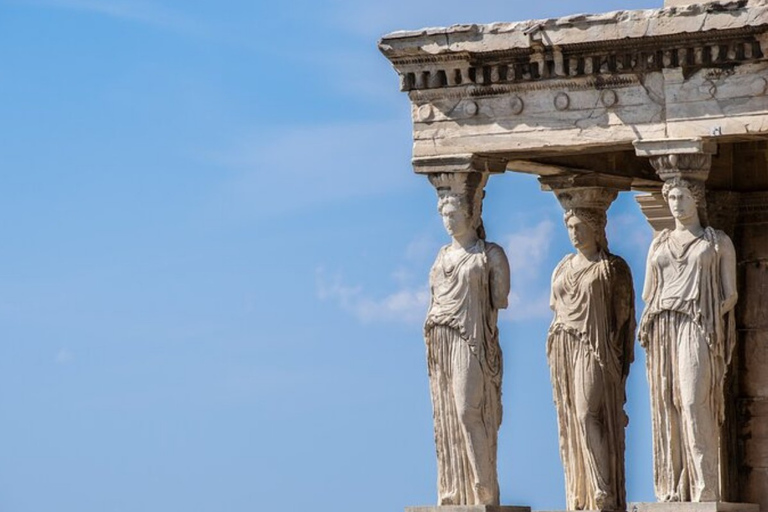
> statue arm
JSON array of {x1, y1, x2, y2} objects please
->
[
  {"x1": 549, "y1": 266, "x2": 557, "y2": 311},
  {"x1": 550, "y1": 256, "x2": 569, "y2": 311},
  {"x1": 642, "y1": 234, "x2": 659, "y2": 303},
  {"x1": 612, "y1": 258, "x2": 635, "y2": 330},
  {"x1": 487, "y1": 243, "x2": 511, "y2": 310},
  {"x1": 612, "y1": 257, "x2": 636, "y2": 378},
  {"x1": 718, "y1": 232, "x2": 738, "y2": 314}
]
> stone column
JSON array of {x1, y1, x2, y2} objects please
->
[
  {"x1": 632, "y1": 139, "x2": 757, "y2": 509},
  {"x1": 539, "y1": 173, "x2": 634, "y2": 512},
  {"x1": 412, "y1": 153, "x2": 529, "y2": 512},
  {"x1": 634, "y1": 140, "x2": 768, "y2": 509}
]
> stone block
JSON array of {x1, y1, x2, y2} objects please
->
[
  {"x1": 737, "y1": 224, "x2": 768, "y2": 264},
  {"x1": 741, "y1": 331, "x2": 768, "y2": 398},
  {"x1": 628, "y1": 502, "x2": 759, "y2": 512},
  {"x1": 665, "y1": 0, "x2": 760, "y2": 5},
  {"x1": 741, "y1": 467, "x2": 768, "y2": 510},
  {"x1": 742, "y1": 399, "x2": 768, "y2": 468},
  {"x1": 736, "y1": 262, "x2": 768, "y2": 329},
  {"x1": 665, "y1": 63, "x2": 768, "y2": 141},
  {"x1": 406, "y1": 507, "x2": 530, "y2": 512}
]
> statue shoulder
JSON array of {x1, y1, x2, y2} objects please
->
[
  {"x1": 552, "y1": 253, "x2": 572, "y2": 277},
  {"x1": 711, "y1": 227, "x2": 733, "y2": 242},
  {"x1": 556, "y1": 253, "x2": 572, "y2": 267},
  {"x1": 431, "y1": 244, "x2": 449, "y2": 265},
  {"x1": 606, "y1": 252, "x2": 630, "y2": 269},
  {"x1": 709, "y1": 227, "x2": 736, "y2": 254},
  {"x1": 484, "y1": 241, "x2": 509, "y2": 264},
  {"x1": 606, "y1": 253, "x2": 633, "y2": 280},
  {"x1": 649, "y1": 228, "x2": 671, "y2": 251}
]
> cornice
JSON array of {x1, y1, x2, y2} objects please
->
[{"x1": 380, "y1": 2, "x2": 768, "y2": 93}]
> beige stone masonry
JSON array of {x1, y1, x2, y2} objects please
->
[
  {"x1": 406, "y1": 507, "x2": 530, "y2": 512},
  {"x1": 380, "y1": 2, "x2": 768, "y2": 169},
  {"x1": 629, "y1": 503, "x2": 759, "y2": 512}
]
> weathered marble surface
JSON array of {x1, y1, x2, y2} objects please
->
[
  {"x1": 380, "y1": 3, "x2": 768, "y2": 54},
  {"x1": 379, "y1": 2, "x2": 768, "y2": 163},
  {"x1": 406, "y1": 506, "x2": 530, "y2": 512},
  {"x1": 424, "y1": 172, "x2": 510, "y2": 506},
  {"x1": 629, "y1": 502, "x2": 760, "y2": 512},
  {"x1": 640, "y1": 175, "x2": 738, "y2": 502},
  {"x1": 547, "y1": 186, "x2": 635, "y2": 511},
  {"x1": 666, "y1": 0, "x2": 761, "y2": 6}
]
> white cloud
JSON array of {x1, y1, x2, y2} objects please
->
[
  {"x1": 55, "y1": 348, "x2": 75, "y2": 365},
  {"x1": 503, "y1": 219, "x2": 555, "y2": 281},
  {"x1": 318, "y1": 219, "x2": 558, "y2": 325},
  {"x1": 404, "y1": 234, "x2": 440, "y2": 262},
  {"x1": 328, "y1": 0, "x2": 529, "y2": 39},
  {"x1": 501, "y1": 219, "x2": 557, "y2": 321},
  {"x1": 327, "y1": 0, "x2": 660, "y2": 41},
  {"x1": 505, "y1": 292, "x2": 552, "y2": 322},
  {"x1": 204, "y1": 120, "x2": 415, "y2": 221},
  {"x1": 21, "y1": 0, "x2": 206, "y2": 35},
  {"x1": 608, "y1": 211, "x2": 653, "y2": 256},
  {"x1": 316, "y1": 268, "x2": 429, "y2": 325}
]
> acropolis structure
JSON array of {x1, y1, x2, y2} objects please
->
[{"x1": 379, "y1": 0, "x2": 768, "y2": 509}]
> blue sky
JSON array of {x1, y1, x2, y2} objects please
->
[{"x1": 0, "y1": 1, "x2": 664, "y2": 511}]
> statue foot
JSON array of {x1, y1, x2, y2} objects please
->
[
  {"x1": 696, "y1": 488, "x2": 719, "y2": 502},
  {"x1": 595, "y1": 490, "x2": 615, "y2": 511},
  {"x1": 474, "y1": 484, "x2": 496, "y2": 505},
  {"x1": 439, "y1": 492, "x2": 459, "y2": 506}
]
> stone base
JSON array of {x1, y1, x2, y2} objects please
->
[
  {"x1": 406, "y1": 506, "x2": 531, "y2": 512},
  {"x1": 628, "y1": 503, "x2": 760, "y2": 512}
]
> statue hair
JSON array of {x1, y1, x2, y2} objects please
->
[
  {"x1": 564, "y1": 208, "x2": 609, "y2": 252},
  {"x1": 661, "y1": 177, "x2": 709, "y2": 227},
  {"x1": 437, "y1": 194, "x2": 486, "y2": 240}
]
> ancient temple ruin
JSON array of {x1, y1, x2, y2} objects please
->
[{"x1": 379, "y1": 0, "x2": 768, "y2": 508}]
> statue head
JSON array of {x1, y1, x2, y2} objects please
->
[
  {"x1": 429, "y1": 172, "x2": 487, "y2": 240},
  {"x1": 438, "y1": 195, "x2": 473, "y2": 240},
  {"x1": 661, "y1": 176, "x2": 707, "y2": 226},
  {"x1": 552, "y1": 186, "x2": 614, "y2": 254},
  {"x1": 563, "y1": 208, "x2": 608, "y2": 253}
]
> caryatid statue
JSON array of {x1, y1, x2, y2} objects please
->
[
  {"x1": 639, "y1": 155, "x2": 738, "y2": 502},
  {"x1": 424, "y1": 171, "x2": 510, "y2": 506},
  {"x1": 546, "y1": 185, "x2": 635, "y2": 512}
]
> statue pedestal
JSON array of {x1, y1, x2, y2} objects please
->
[
  {"x1": 629, "y1": 503, "x2": 759, "y2": 512},
  {"x1": 406, "y1": 507, "x2": 531, "y2": 512}
]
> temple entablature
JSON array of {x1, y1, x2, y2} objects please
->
[{"x1": 379, "y1": 1, "x2": 768, "y2": 171}]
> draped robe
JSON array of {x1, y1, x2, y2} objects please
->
[
  {"x1": 548, "y1": 252, "x2": 635, "y2": 511},
  {"x1": 425, "y1": 240, "x2": 509, "y2": 506},
  {"x1": 639, "y1": 227, "x2": 736, "y2": 502}
]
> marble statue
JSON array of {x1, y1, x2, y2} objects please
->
[
  {"x1": 547, "y1": 188, "x2": 635, "y2": 512},
  {"x1": 639, "y1": 176, "x2": 738, "y2": 502},
  {"x1": 424, "y1": 172, "x2": 510, "y2": 506}
]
